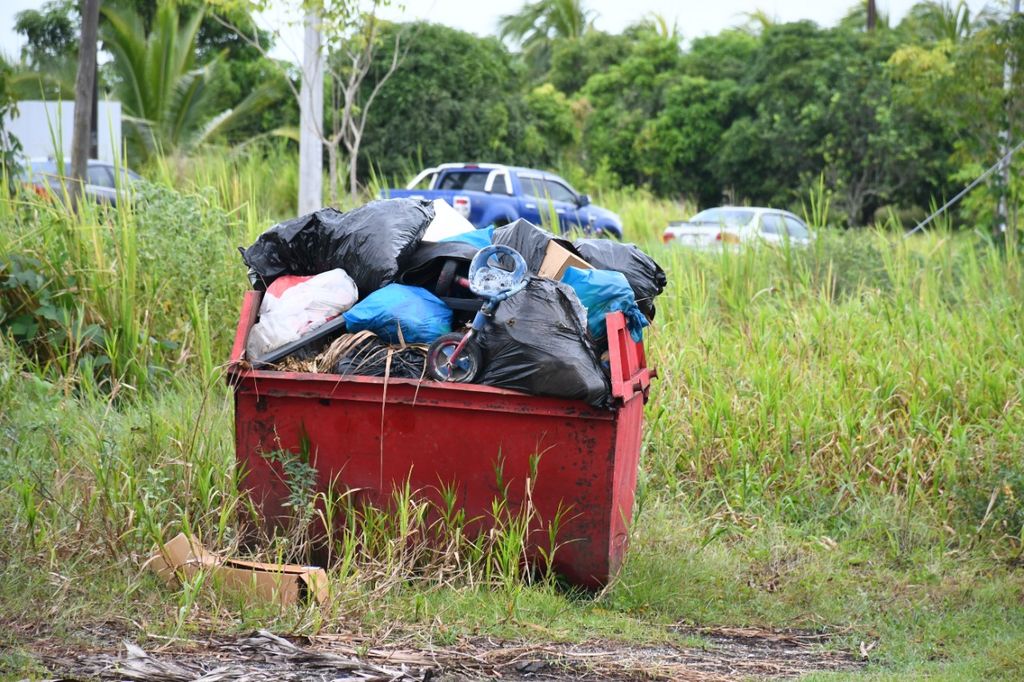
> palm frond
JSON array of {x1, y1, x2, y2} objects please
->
[
  {"x1": 98, "y1": 2, "x2": 267, "y2": 162},
  {"x1": 194, "y1": 78, "x2": 290, "y2": 147}
]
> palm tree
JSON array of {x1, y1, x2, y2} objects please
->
[
  {"x1": 904, "y1": 1, "x2": 975, "y2": 43},
  {"x1": 637, "y1": 12, "x2": 681, "y2": 42},
  {"x1": 498, "y1": 0, "x2": 595, "y2": 75},
  {"x1": 499, "y1": 0, "x2": 594, "y2": 46},
  {"x1": 741, "y1": 9, "x2": 777, "y2": 35},
  {"x1": 840, "y1": 1, "x2": 891, "y2": 31},
  {"x1": 4, "y1": 58, "x2": 75, "y2": 101},
  {"x1": 100, "y1": 2, "x2": 280, "y2": 161}
]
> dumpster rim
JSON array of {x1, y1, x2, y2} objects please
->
[{"x1": 228, "y1": 290, "x2": 653, "y2": 408}]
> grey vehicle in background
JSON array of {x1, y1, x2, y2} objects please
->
[
  {"x1": 19, "y1": 159, "x2": 142, "y2": 208},
  {"x1": 663, "y1": 207, "x2": 813, "y2": 248}
]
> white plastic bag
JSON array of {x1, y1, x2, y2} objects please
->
[
  {"x1": 246, "y1": 268, "x2": 358, "y2": 359},
  {"x1": 422, "y1": 198, "x2": 475, "y2": 242}
]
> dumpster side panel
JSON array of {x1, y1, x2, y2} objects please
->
[
  {"x1": 235, "y1": 384, "x2": 620, "y2": 587},
  {"x1": 607, "y1": 394, "x2": 644, "y2": 577},
  {"x1": 230, "y1": 292, "x2": 650, "y2": 588}
]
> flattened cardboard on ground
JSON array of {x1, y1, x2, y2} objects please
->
[
  {"x1": 148, "y1": 533, "x2": 328, "y2": 606},
  {"x1": 538, "y1": 240, "x2": 593, "y2": 280}
]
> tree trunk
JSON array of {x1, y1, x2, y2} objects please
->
[
  {"x1": 866, "y1": 0, "x2": 877, "y2": 31},
  {"x1": 348, "y1": 137, "x2": 359, "y2": 204},
  {"x1": 298, "y1": 6, "x2": 324, "y2": 215},
  {"x1": 71, "y1": 0, "x2": 100, "y2": 209},
  {"x1": 327, "y1": 140, "x2": 339, "y2": 207}
]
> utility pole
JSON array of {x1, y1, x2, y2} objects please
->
[
  {"x1": 298, "y1": 5, "x2": 324, "y2": 215},
  {"x1": 71, "y1": 0, "x2": 100, "y2": 208},
  {"x1": 866, "y1": 0, "x2": 877, "y2": 31},
  {"x1": 998, "y1": 0, "x2": 1021, "y2": 242}
]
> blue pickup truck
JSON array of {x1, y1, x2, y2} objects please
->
[{"x1": 383, "y1": 163, "x2": 623, "y2": 238}]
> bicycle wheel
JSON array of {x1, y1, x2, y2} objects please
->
[{"x1": 426, "y1": 332, "x2": 482, "y2": 383}]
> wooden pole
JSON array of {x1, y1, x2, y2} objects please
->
[{"x1": 71, "y1": 0, "x2": 100, "y2": 207}]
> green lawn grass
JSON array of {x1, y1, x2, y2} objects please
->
[{"x1": 1, "y1": 158, "x2": 1023, "y2": 679}]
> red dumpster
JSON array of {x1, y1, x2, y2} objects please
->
[{"x1": 228, "y1": 290, "x2": 654, "y2": 588}]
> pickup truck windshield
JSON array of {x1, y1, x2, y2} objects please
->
[{"x1": 438, "y1": 171, "x2": 488, "y2": 192}]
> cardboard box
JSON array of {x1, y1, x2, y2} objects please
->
[
  {"x1": 148, "y1": 533, "x2": 329, "y2": 606},
  {"x1": 538, "y1": 240, "x2": 593, "y2": 280}
]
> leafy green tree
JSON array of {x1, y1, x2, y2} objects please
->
[
  {"x1": 546, "y1": 29, "x2": 632, "y2": 94},
  {"x1": 358, "y1": 21, "x2": 530, "y2": 181},
  {"x1": 708, "y1": 22, "x2": 954, "y2": 223},
  {"x1": 681, "y1": 30, "x2": 759, "y2": 83},
  {"x1": 101, "y1": 2, "x2": 212, "y2": 160},
  {"x1": 711, "y1": 22, "x2": 841, "y2": 206},
  {"x1": 520, "y1": 83, "x2": 579, "y2": 167},
  {"x1": 635, "y1": 76, "x2": 738, "y2": 204},
  {"x1": 11, "y1": 1, "x2": 78, "y2": 99},
  {"x1": 193, "y1": 5, "x2": 294, "y2": 140},
  {"x1": 14, "y1": 1, "x2": 77, "y2": 69},
  {"x1": 579, "y1": 31, "x2": 739, "y2": 202},
  {"x1": 8, "y1": 0, "x2": 289, "y2": 143},
  {"x1": 635, "y1": 13, "x2": 681, "y2": 41},
  {"x1": 889, "y1": 11, "x2": 1024, "y2": 228},
  {"x1": 579, "y1": 35, "x2": 680, "y2": 191}
]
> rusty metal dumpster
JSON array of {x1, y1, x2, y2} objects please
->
[{"x1": 228, "y1": 290, "x2": 654, "y2": 588}]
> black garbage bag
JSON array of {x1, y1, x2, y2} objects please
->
[
  {"x1": 240, "y1": 198, "x2": 434, "y2": 294},
  {"x1": 573, "y1": 238, "x2": 667, "y2": 320},
  {"x1": 477, "y1": 277, "x2": 610, "y2": 407},
  {"x1": 492, "y1": 219, "x2": 583, "y2": 273},
  {"x1": 398, "y1": 240, "x2": 484, "y2": 326},
  {"x1": 398, "y1": 240, "x2": 480, "y2": 290}
]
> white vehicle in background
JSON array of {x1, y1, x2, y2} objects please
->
[{"x1": 662, "y1": 207, "x2": 813, "y2": 248}]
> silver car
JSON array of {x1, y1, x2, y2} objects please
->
[
  {"x1": 663, "y1": 207, "x2": 813, "y2": 248},
  {"x1": 20, "y1": 159, "x2": 142, "y2": 208}
]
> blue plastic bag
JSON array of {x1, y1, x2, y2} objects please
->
[
  {"x1": 562, "y1": 267, "x2": 649, "y2": 343},
  {"x1": 343, "y1": 284, "x2": 452, "y2": 344},
  {"x1": 441, "y1": 226, "x2": 493, "y2": 249}
]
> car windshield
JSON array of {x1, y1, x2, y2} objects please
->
[{"x1": 689, "y1": 208, "x2": 754, "y2": 227}]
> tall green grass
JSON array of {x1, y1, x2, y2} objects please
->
[
  {"x1": 0, "y1": 175, "x2": 252, "y2": 396},
  {"x1": 2, "y1": 153, "x2": 1022, "y2": 548},
  {"x1": 645, "y1": 233, "x2": 1024, "y2": 549},
  {"x1": 1, "y1": 149, "x2": 1023, "y2": 675}
]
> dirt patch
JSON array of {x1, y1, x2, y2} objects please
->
[
  {"x1": 666, "y1": 625, "x2": 863, "y2": 679},
  {"x1": 31, "y1": 625, "x2": 864, "y2": 681}
]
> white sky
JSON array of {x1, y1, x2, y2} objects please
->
[{"x1": 0, "y1": 0, "x2": 1000, "y2": 64}]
